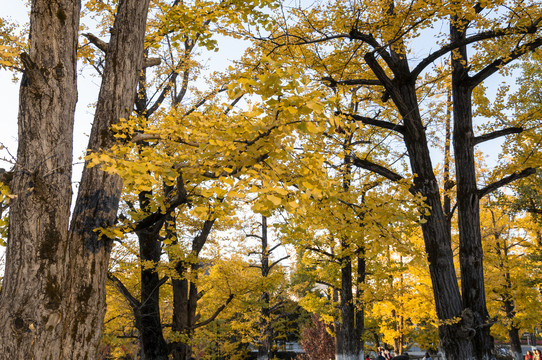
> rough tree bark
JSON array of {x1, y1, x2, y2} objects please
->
[
  {"x1": 450, "y1": 19, "x2": 495, "y2": 360},
  {"x1": 335, "y1": 144, "x2": 363, "y2": 360},
  {"x1": 136, "y1": 189, "x2": 169, "y2": 360},
  {"x1": 337, "y1": 253, "x2": 360, "y2": 360},
  {"x1": 360, "y1": 49, "x2": 475, "y2": 358},
  {"x1": 0, "y1": 0, "x2": 150, "y2": 358},
  {"x1": 356, "y1": 250, "x2": 366, "y2": 360},
  {"x1": 0, "y1": 1, "x2": 80, "y2": 358},
  {"x1": 170, "y1": 219, "x2": 216, "y2": 360}
]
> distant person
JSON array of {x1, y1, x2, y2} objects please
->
[
  {"x1": 526, "y1": 351, "x2": 534, "y2": 360},
  {"x1": 365, "y1": 355, "x2": 371, "y2": 360},
  {"x1": 423, "y1": 352, "x2": 433, "y2": 360},
  {"x1": 534, "y1": 349, "x2": 541, "y2": 360}
]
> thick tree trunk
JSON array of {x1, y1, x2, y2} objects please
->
[
  {"x1": 356, "y1": 252, "x2": 366, "y2": 360},
  {"x1": 62, "y1": 0, "x2": 150, "y2": 356},
  {"x1": 170, "y1": 221, "x2": 214, "y2": 360},
  {"x1": 133, "y1": 72, "x2": 169, "y2": 360},
  {"x1": 336, "y1": 255, "x2": 360, "y2": 360},
  {"x1": 137, "y1": 224, "x2": 169, "y2": 360},
  {"x1": 401, "y1": 86, "x2": 474, "y2": 359},
  {"x1": 493, "y1": 221, "x2": 522, "y2": 360},
  {"x1": 0, "y1": 1, "x2": 80, "y2": 358},
  {"x1": 508, "y1": 327, "x2": 523, "y2": 360},
  {"x1": 365, "y1": 47, "x2": 474, "y2": 358},
  {"x1": 0, "y1": 0, "x2": 151, "y2": 358},
  {"x1": 171, "y1": 261, "x2": 194, "y2": 360},
  {"x1": 450, "y1": 20, "x2": 494, "y2": 360}
]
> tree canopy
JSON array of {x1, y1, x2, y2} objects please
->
[{"x1": 1, "y1": 1, "x2": 542, "y2": 360}]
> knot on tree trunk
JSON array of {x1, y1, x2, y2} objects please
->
[{"x1": 457, "y1": 308, "x2": 476, "y2": 339}]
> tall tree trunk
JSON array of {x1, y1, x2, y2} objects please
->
[
  {"x1": 333, "y1": 286, "x2": 344, "y2": 360},
  {"x1": 258, "y1": 216, "x2": 273, "y2": 360},
  {"x1": 63, "y1": 0, "x2": 150, "y2": 356},
  {"x1": 364, "y1": 47, "x2": 474, "y2": 358},
  {"x1": 0, "y1": 0, "x2": 150, "y2": 357},
  {"x1": 132, "y1": 70, "x2": 169, "y2": 360},
  {"x1": 491, "y1": 211, "x2": 522, "y2": 360},
  {"x1": 356, "y1": 250, "x2": 366, "y2": 359},
  {"x1": 450, "y1": 18, "x2": 494, "y2": 360},
  {"x1": 137, "y1": 224, "x2": 169, "y2": 360},
  {"x1": 170, "y1": 220, "x2": 215, "y2": 360},
  {"x1": 507, "y1": 317, "x2": 523, "y2": 360},
  {"x1": 0, "y1": 1, "x2": 80, "y2": 358},
  {"x1": 337, "y1": 254, "x2": 359, "y2": 360},
  {"x1": 171, "y1": 261, "x2": 193, "y2": 360}
]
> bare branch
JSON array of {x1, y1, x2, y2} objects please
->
[
  {"x1": 143, "y1": 57, "x2": 161, "y2": 68},
  {"x1": 269, "y1": 255, "x2": 290, "y2": 271},
  {"x1": 411, "y1": 20, "x2": 542, "y2": 79},
  {"x1": 348, "y1": 155, "x2": 403, "y2": 182},
  {"x1": 478, "y1": 168, "x2": 537, "y2": 198},
  {"x1": 322, "y1": 76, "x2": 381, "y2": 87},
  {"x1": 147, "y1": 71, "x2": 178, "y2": 116},
  {"x1": 82, "y1": 33, "x2": 108, "y2": 52},
  {"x1": 193, "y1": 294, "x2": 234, "y2": 329},
  {"x1": 346, "y1": 113, "x2": 405, "y2": 134},
  {"x1": 108, "y1": 273, "x2": 140, "y2": 310},
  {"x1": 268, "y1": 243, "x2": 281, "y2": 254},
  {"x1": 305, "y1": 247, "x2": 335, "y2": 259},
  {"x1": 469, "y1": 37, "x2": 542, "y2": 88},
  {"x1": 474, "y1": 127, "x2": 523, "y2": 145}
]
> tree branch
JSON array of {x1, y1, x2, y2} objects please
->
[
  {"x1": 202, "y1": 153, "x2": 269, "y2": 179},
  {"x1": 322, "y1": 76, "x2": 381, "y2": 87},
  {"x1": 305, "y1": 247, "x2": 335, "y2": 259},
  {"x1": 478, "y1": 168, "x2": 537, "y2": 198},
  {"x1": 108, "y1": 272, "x2": 141, "y2": 310},
  {"x1": 469, "y1": 37, "x2": 542, "y2": 88},
  {"x1": 132, "y1": 174, "x2": 189, "y2": 232},
  {"x1": 82, "y1": 33, "x2": 159, "y2": 68},
  {"x1": 346, "y1": 113, "x2": 405, "y2": 134},
  {"x1": 269, "y1": 255, "x2": 290, "y2": 271},
  {"x1": 193, "y1": 294, "x2": 234, "y2": 329},
  {"x1": 147, "y1": 71, "x2": 178, "y2": 116},
  {"x1": 474, "y1": 127, "x2": 523, "y2": 145},
  {"x1": 143, "y1": 57, "x2": 161, "y2": 68},
  {"x1": 411, "y1": 20, "x2": 542, "y2": 79},
  {"x1": 268, "y1": 243, "x2": 281, "y2": 254},
  {"x1": 348, "y1": 155, "x2": 403, "y2": 182},
  {"x1": 315, "y1": 280, "x2": 337, "y2": 290},
  {"x1": 193, "y1": 219, "x2": 215, "y2": 255},
  {"x1": 83, "y1": 33, "x2": 108, "y2": 52}
]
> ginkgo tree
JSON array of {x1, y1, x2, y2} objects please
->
[
  {"x1": 257, "y1": 1, "x2": 542, "y2": 358},
  {"x1": 0, "y1": 0, "x2": 152, "y2": 358},
  {"x1": 480, "y1": 196, "x2": 542, "y2": 360}
]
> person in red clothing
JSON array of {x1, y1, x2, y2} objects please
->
[{"x1": 526, "y1": 351, "x2": 534, "y2": 360}]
